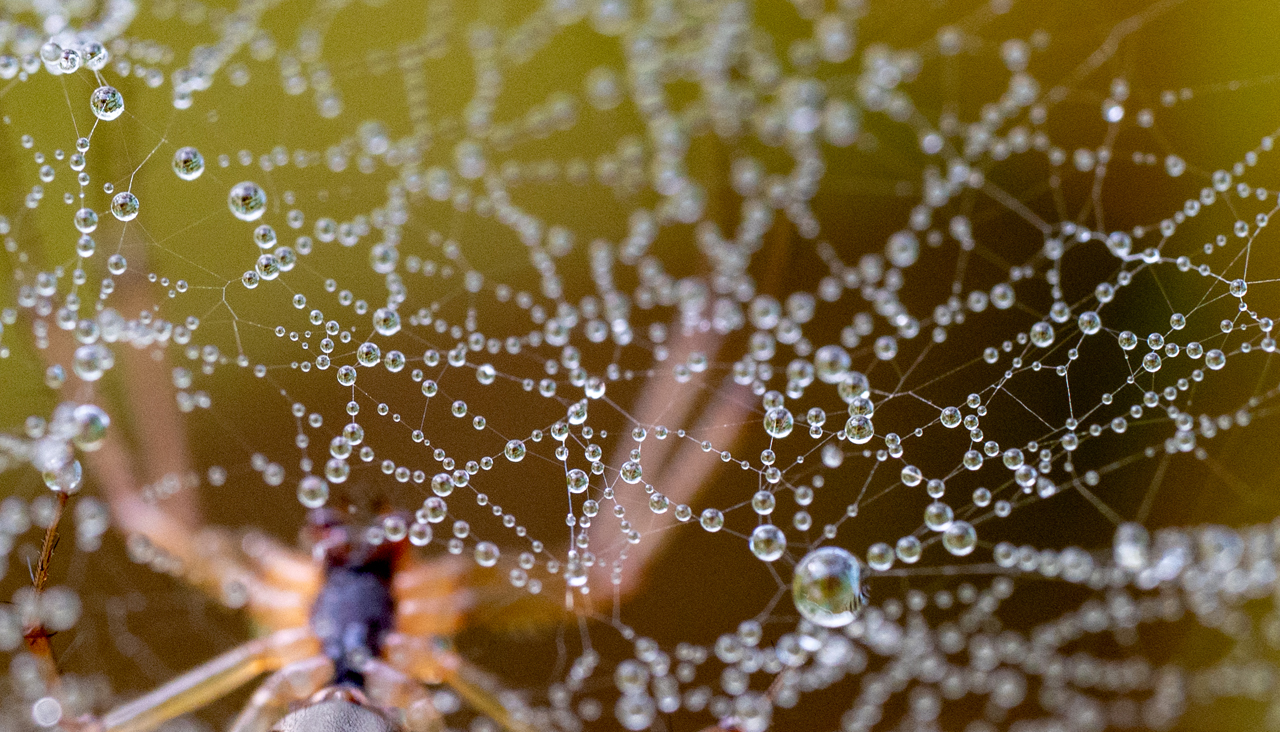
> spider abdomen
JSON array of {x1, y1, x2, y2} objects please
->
[{"x1": 310, "y1": 558, "x2": 396, "y2": 687}]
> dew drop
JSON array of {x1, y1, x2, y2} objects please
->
[
  {"x1": 228, "y1": 181, "x2": 267, "y2": 221},
  {"x1": 792, "y1": 547, "x2": 866, "y2": 628},
  {"x1": 372, "y1": 307, "x2": 400, "y2": 336},
  {"x1": 297, "y1": 475, "x2": 329, "y2": 508},
  {"x1": 43, "y1": 459, "x2": 83, "y2": 494},
  {"x1": 942, "y1": 520, "x2": 977, "y2": 556},
  {"x1": 700, "y1": 508, "x2": 724, "y2": 532},
  {"x1": 172, "y1": 147, "x2": 205, "y2": 180},
  {"x1": 844, "y1": 415, "x2": 874, "y2": 444},
  {"x1": 475, "y1": 541, "x2": 500, "y2": 568},
  {"x1": 763, "y1": 407, "x2": 794, "y2": 439},
  {"x1": 73, "y1": 208, "x2": 98, "y2": 234},
  {"x1": 90, "y1": 86, "x2": 124, "y2": 121},
  {"x1": 620, "y1": 460, "x2": 643, "y2": 484},
  {"x1": 749, "y1": 524, "x2": 787, "y2": 562},
  {"x1": 504, "y1": 439, "x2": 526, "y2": 462}
]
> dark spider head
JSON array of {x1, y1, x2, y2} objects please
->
[
  {"x1": 304, "y1": 508, "x2": 353, "y2": 565},
  {"x1": 304, "y1": 507, "x2": 408, "y2": 570},
  {"x1": 273, "y1": 690, "x2": 400, "y2": 732}
]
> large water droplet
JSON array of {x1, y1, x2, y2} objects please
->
[
  {"x1": 90, "y1": 86, "x2": 123, "y2": 121},
  {"x1": 792, "y1": 546, "x2": 866, "y2": 628},
  {"x1": 110, "y1": 191, "x2": 139, "y2": 221},
  {"x1": 228, "y1": 181, "x2": 267, "y2": 221},
  {"x1": 749, "y1": 524, "x2": 786, "y2": 562},
  {"x1": 172, "y1": 146, "x2": 205, "y2": 180}
]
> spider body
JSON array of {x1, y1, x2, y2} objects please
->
[
  {"x1": 59, "y1": 503, "x2": 544, "y2": 732},
  {"x1": 272, "y1": 698, "x2": 396, "y2": 732},
  {"x1": 308, "y1": 519, "x2": 397, "y2": 688},
  {"x1": 313, "y1": 557, "x2": 396, "y2": 688}
]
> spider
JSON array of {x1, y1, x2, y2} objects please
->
[
  {"x1": 74, "y1": 504, "x2": 548, "y2": 732},
  {"x1": 26, "y1": 294, "x2": 757, "y2": 732}
]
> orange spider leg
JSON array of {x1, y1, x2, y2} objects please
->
[
  {"x1": 90, "y1": 627, "x2": 320, "y2": 732},
  {"x1": 360, "y1": 658, "x2": 445, "y2": 732},
  {"x1": 241, "y1": 531, "x2": 324, "y2": 596},
  {"x1": 49, "y1": 281, "x2": 322, "y2": 632},
  {"x1": 391, "y1": 555, "x2": 476, "y2": 637},
  {"x1": 383, "y1": 633, "x2": 539, "y2": 732},
  {"x1": 393, "y1": 595, "x2": 476, "y2": 638},
  {"x1": 593, "y1": 325, "x2": 755, "y2": 598},
  {"x1": 225, "y1": 655, "x2": 335, "y2": 732}
]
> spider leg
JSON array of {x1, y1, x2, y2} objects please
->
[
  {"x1": 241, "y1": 532, "x2": 323, "y2": 596},
  {"x1": 383, "y1": 633, "x2": 541, "y2": 732},
  {"x1": 592, "y1": 324, "x2": 756, "y2": 598},
  {"x1": 392, "y1": 555, "x2": 475, "y2": 637},
  {"x1": 84, "y1": 627, "x2": 320, "y2": 732},
  {"x1": 360, "y1": 658, "x2": 444, "y2": 732},
  {"x1": 226, "y1": 656, "x2": 335, "y2": 732},
  {"x1": 87, "y1": 376, "x2": 320, "y2": 627},
  {"x1": 41, "y1": 295, "x2": 322, "y2": 629}
]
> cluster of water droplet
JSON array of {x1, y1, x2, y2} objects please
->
[{"x1": 0, "y1": 0, "x2": 1279, "y2": 731}]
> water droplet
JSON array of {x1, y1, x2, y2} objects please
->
[
  {"x1": 408, "y1": 522, "x2": 433, "y2": 546},
  {"x1": 108, "y1": 192, "x2": 139, "y2": 221},
  {"x1": 297, "y1": 475, "x2": 328, "y2": 508},
  {"x1": 813, "y1": 344, "x2": 851, "y2": 383},
  {"x1": 700, "y1": 508, "x2": 724, "y2": 532},
  {"x1": 620, "y1": 460, "x2": 643, "y2": 484},
  {"x1": 924, "y1": 501, "x2": 954, "y2": 531},
  {"x1": 940, "y1": 406, "x2": 961, "y2": 428},
  {"x1": 474, "y1": 541, "x2": 500, "y2": 568},
  {"x1": 43, "y1": 459, "x2": 83, "y2": 494},
  {"x1": 72, "y1": 404, "x2": 110, "y2": 451},
  {"x1": 615, "y1": 694, "x2": 655, "y2": 731},
  {"x1": 90, "y1": 86, "x2": 124, "y2": 121},
  {"x1": 72, "y1": 343, "x2": 114, "y2": 381},
  {"x1": 504, "y1": 439, "x2": 526, "y2": 462},
  {"x1": 648, "y1": 493, "x2": 669, "y2": 513},
  {"x1": 372, "y1": 307, "x2": 400, "y2": 336},
  {"x1": 172, "y1": 146, "x2": 205, "y2": 180},
  {"x1": 867, "y1": 542, "x2": 893, "y2": 570},
  {"x1": 792, "y1": 546, "x2": 866, "y2": 628},
  {"x1": 356, "y1": 342, "x2": 382, "y2": 367},
  {"x1": 253, "y1": 225, "x2": 277, "y2": 249},
  {"x1": 942, "y1": 520, "x2": 977, "y2": 556},
  {"x1": 73, "y1": 208, "x2": 98, "y2": 233},
  {"x1": 1114, "y1": 523, "x2": 1148, "y2": 570},
  {"x1": 82, "y1": 42, "x2": 108, "y2": 71},
  {"x1": 844, "y1": 415, "x2": 874, "y2": 444},
  {"x1": 749, "y1": 524, "x2": 786, "y2": 562},
  {"x1": 895, "y1": 535, "x2": 922, "y2": 563},
  {"x1": 431, "y1": 473, "x2": 454, "y2": 497},
  {"x1": 228, "y1": 181, "x2": 267, "y2": 221},
  {"x1": 1029, "y1": 321, "x2": 1054, "y2": 347},
  {"x1": 751, "y1": 491, "x2": 775, "y2": 515},
  {"x1": 1078, "y1": 311, "x2": 1102, "y2": 335},
  {"x1": 59, "y1": 48, "x2": 81, "y2": 73},
  {"x1": 336, "y1": 365, "x2": 357, "y2": 386},
  {"x1": 763, "y1": 407, "x2": 794, "y2": 438},
  {"x1": 900, "y1": 465, "x2": 922, "y2": 486}
]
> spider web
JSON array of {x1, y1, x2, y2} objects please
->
[{"x1": 0, "y1": 0, "x2": 1279, "y2": 731}]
